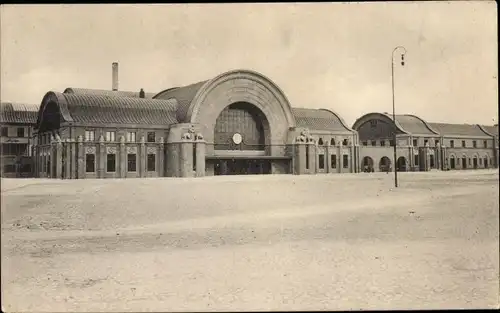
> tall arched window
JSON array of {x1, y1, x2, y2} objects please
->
[
  {"x1": 318, "y1": 138, "x2": 324, "y2": 145},
  {"x1": 330, "y1": 138, "x2": 336, "y2": 146}
]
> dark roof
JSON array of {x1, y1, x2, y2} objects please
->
[
  {"x1": 153, "y1": 80, "x2": 209, "y2": 122},
  {"x1": 427, "y1": 122, "x2": 490, "y2": 137},
  {"x1": 0, "y1": 102, "x2": 39, "y2": 124},
  {"x1": 292, "y1": 108, "x2": 352, "y2": 132},
  {"x1": 64, "y1": 88, "x2": 157, "y2": 99},
  {"x1": 481, "y1": 125, "x2": 498, "y2": 136},
  {"x1": 392, "y1": 114, "x2": 438, "y2": 135},
  {"x1": 40, "y1": 92, "x2": 178, "y2": 127}
]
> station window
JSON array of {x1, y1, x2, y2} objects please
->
[
  {"x1": 106, "y1": 154, "x2": 116, "y2": 172},
  {"x1": 1, "y1": 127, "x2": 8, "y2": 137},
  {"x1": 331, "y1": 155, "x2": 337, "y2": 169},
  {"x1": 127, "y1": 154, "x2": 137, "y2": 172},
  {"x1": 472, "y1": 140, "x2": 477, "y2": 148},
  {"x1": 371, "y1": 140, "x2": 376, "y2": 146},
  {"x1": 462, "y1": 140, "x2": 466, "y2": 148},
  {"x1": 127, "y1": 132, "x2": 136, "y2": 143},
  {"x1": 343, "y1": 155, "x2": 349, "y2": 168},
  {"x1": 86, "y1": 154, "x2": 95, "y2": 173},
  {"x1": 380, "y1": 140, "x2": 386, "y2": 147},
  {"x1": 318, "y1": 138, "x2": 324, "y2": 145},
  {"x1": 85, "y1": 130, "x2": 95, "y2": 142},
  {"x1": 147, "y1": 132, "x2": 156, "y2": 143},
  {"x1": 105, "y1": 131, "x2": 116, "y2": 142},
  {"x1": 413, "y1": 139, "x2": 418, "y2": 147},
  {"x1": 318, "y1": 155, "x2": 325, "y2": 169},
  {"x1": 17, "y1": 127, "x2": 25, "y2": 137},
  {"x1": 147, "y1": 154, "x2": 156, "y2": 172},
  {"x1": 450, "y1": 140, "x2": 455, "y2": 148}
]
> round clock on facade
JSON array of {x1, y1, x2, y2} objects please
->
[{"x1": 232, "y1": 133, "x2": 242, "y2": 144}]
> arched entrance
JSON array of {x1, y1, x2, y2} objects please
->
[
  {"x1": 449, "y1": 155, "x2": 456, "y2": 169},
  {"x1": 461, "y1": 156, "x2": 467, "y2": 169},
  {"x1": 379, "y1": 156, "x2": 391, "y2": 172},
  {"x1": 396, "y1": 156, "x2": 407, "y2": 172},
  {"x1": 214, "y1": 102, "x2": 268, "y2": 151},
  {"x1": 362, "y1": 156, "x2": 374, "y2": 172},
  {"x1": 484, "y1": 156, "x2": 489, "y2": 168},
  {"x1": 212, "y1": 102, "x2": 272, "y2": 175},
  {"x1": 473, "y1": 155, "x2": 478, "y2": 169}
]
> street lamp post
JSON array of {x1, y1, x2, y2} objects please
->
[{"x1": 391, "y1": 46, "x2": 407, "y2": 188}]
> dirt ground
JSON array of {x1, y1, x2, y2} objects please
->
[{"x1": 1, "y1": 170, "x2": 499, "y2": 311}]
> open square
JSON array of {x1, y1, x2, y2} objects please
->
[{"x1": 1, "y1": 170, "x2": 498, "y2": 311}]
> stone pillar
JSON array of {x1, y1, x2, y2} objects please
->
[
  {"x1": 441, "y1": 145, "x2": 448, "y2": 170},
  {"x1": 293, "y1": 142, "x2": 307, "y2": 175},
  {"x1": 77, "y1": 136, "x2": 85, "y2": 179},
  {"x1": 195, "y1": 133, "x2": 206, "y2": 177},
  {"x1": 65, "y1": 139, "x2": 71, "y2": 179},
  {"x1": 337, "y1": 142, "x2": 343, "y2": 173},
  {"x1": 179, "y1": 141, "x2": 193, "y2": 177},
  {"x1": 55, "y1": 136, "x2": 63, "y2": 179},
  {"x1": 50, "y1": 136, "x2": 56, "y2": 179},
  {"x1": 325, "y1": 141, "x2": 331, "y2": 173},
  {"x1": 70, "y1": 139, "x2": 76, "y2": 179},
  {"x1": 307, "y1": 140, "x2": 316, "y2": 174},
  {"x1": 435, "y1": 144, "x2": 442, "y2": 170},
  {"x1": 419, "y1": 145, "x2": 431, "y2": 172},
  {"x1": 140, "y1": 136, "x2": 146, "y2": 178},
  {"x1": 98, "y1": 136, "x2": 105, "y2": 178},
  {"x1": 158, "y1": 137, "x2": 165, "y2": 177},
  {"x1": 354, "y1": 145, "x2": 361, "y2": 173},
  {"x1": 33, "y1": 145, "x2": 39, "y2": 178},
  {"x1": 119, "y1": 136, "x2": 126, "y2": 178}
]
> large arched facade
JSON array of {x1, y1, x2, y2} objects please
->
[{"x1": 33, "y1": 69, "x2": 359, "y2": 179}]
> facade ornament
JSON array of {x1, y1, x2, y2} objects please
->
[
  {"x1": 85, "y1": 146, "x2": 96, "y2": 154},
  {"x1": 147, "y1": 146, "x2": 157, "y2": 154},
  {"x1": 99, "y1": 135, "x2": 105, "y2": 144},
  {"x1": 195, "y1": 133, "x2": 204, "y2": 141},
  {"x1": 295, "y1": 134, "x2": 306, "y2": 143},
  {"x1": 77, "y1": 135, "x2": 83, "y2": 143},
  {"x1": 159, "y1": 137, "x2": 165, "y2": 144},
  {"x1": 107, "y1": 146, "x2": 117, "y2": 154},
  {"x1": 120, "y1": 136, "x2": 126, "y2": 143},
  {"x1": 181, "y1": 132, "x2": 193, "y2": 140},
  {"x1": 140, "y1": 136, "x2": 145, "y2": 144}
]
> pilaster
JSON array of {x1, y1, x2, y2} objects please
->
[
  {"x1": 195, "y1": 133, "x2": 206, "y2": 177},
  {"x1": 77, "y1": 135, "x2": 84, "y2": 179},
  {"x1": 119, "y1": 136, "x2": 126, "y2": 178}
]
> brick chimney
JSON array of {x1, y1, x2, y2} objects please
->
[
  {"x1": 112, "y1": 62, "x2": 119, "y2": 91},
  {"x1": 139, "y1": 88, "x2": 145, "y2": 98}
]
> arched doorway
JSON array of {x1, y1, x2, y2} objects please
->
[
  {"x1": 213, "y1": 102, "x2": 272, "y2": 175},
  {"x1": 396, "y1": 156, "x2": 407, "y2": 172},
  {"x1": 214, "y1": 102, "x2": 268, "y2": 151},
  {"x1": 473, "y1": 155, "x2": 478, "y2": 169},
  {"x1": 461, "y1": 156, "x2": 467, "y2": 169},
  {"x1": 362, "y1": 156, "x2": 374, "y2": 172},
  {"x1": 484, "y1": 156, "x2": 489, "y2": 168},
  {"x1": 379, "y1": 156, "x2": 391, "y2": 172},
  {"x1": 449, "y1": 155, "x2": 456, "y2": 169}
]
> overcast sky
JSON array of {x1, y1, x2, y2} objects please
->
[{"x1": 1, "y1": 2, "x2": 497, "y2": 126}]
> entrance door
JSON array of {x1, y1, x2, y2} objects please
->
[
  {"x1": 484, "y1": 158, "x2": 488, "y2": 168},
  {"x1": 462, "y1": 157, "x2": 467, "y2": 169},
  {"x1": 473, "y1": 157, "x2": 478, "y2": 169},
  {"x1": 450, "y1": 157, "x2": 455, "y2": 169},
  {"x1": 214, "y1": 159, "x2": 272, "y2": 175}
]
